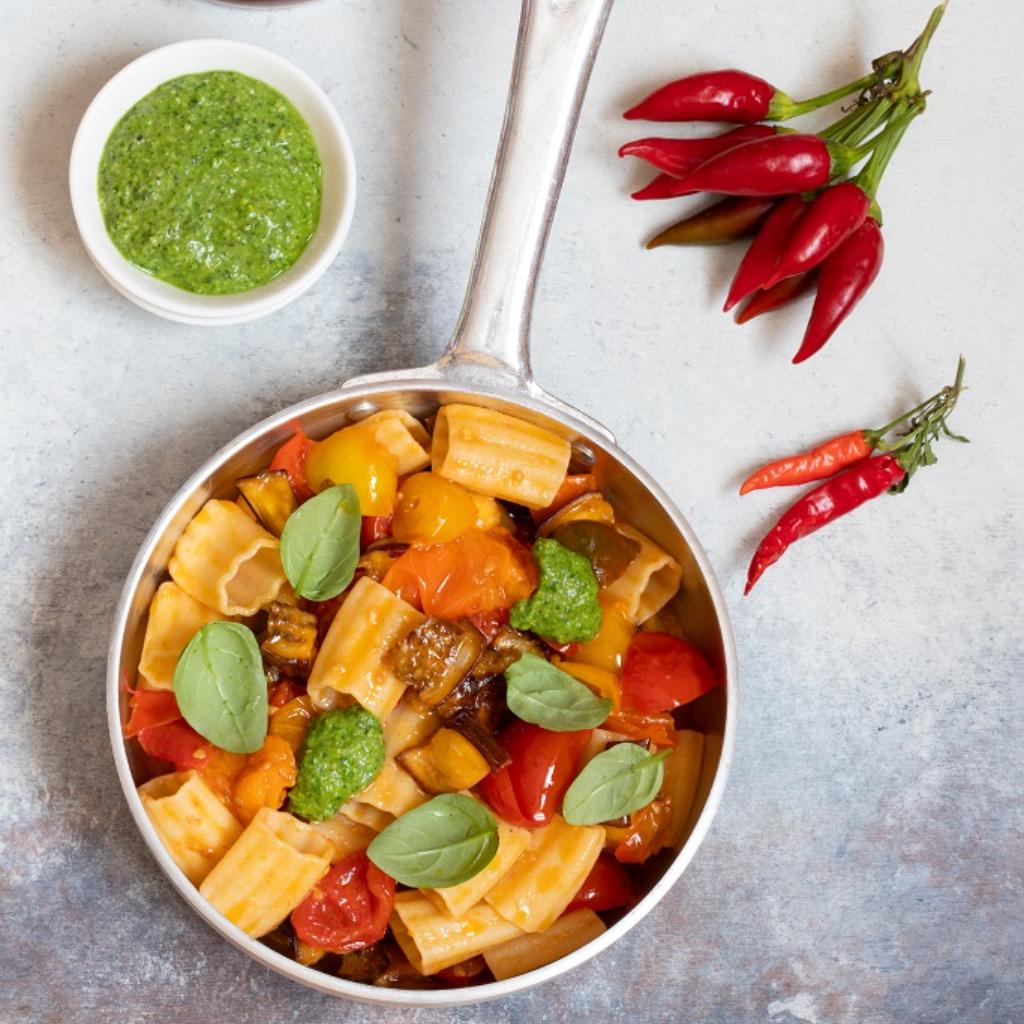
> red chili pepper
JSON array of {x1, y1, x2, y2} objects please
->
[
  {"x1": 676, "y1": 134, "x2": 854, "y2": 198},
  {"x1": 764, "y1": 182, "x2": 871, "y2": 287},
  {"x1": 735, "y1": 272, "x2": 815, "y2": 323},
  {"x1": 793, "y1": 217, "x2": 884, "y2": 363},
  {"x1": 723, "y1": 197, "x2": 808, "y2": 312},
  {"x1": 647, "y1": 197, "x2": 776, "y2": 249},
  {"x1": 620, "y1": 125, "x2": 780, "y2": 177},
  {"x1": 745, "y1": 454, "x2": 905, "y2": 593},
  {"x1": 623, "y1": 70, "x2": 788, "y2": 124},
  {"x1": 631, "y1": 172, "x2": 697, "y2": 202},
  {"x1": 740, "y1": 430, "x2": 875, "y2": 494}
]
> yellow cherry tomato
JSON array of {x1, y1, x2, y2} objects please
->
[
  {"x1": 305, "y1": 427, "x2": 398, "y2": 515},
  {"x1": 573, "y1": 600, "x2": 634, "y2": 673},
  {"x1": 391, "y1": 473, "x2": 478, "y2": 545}
]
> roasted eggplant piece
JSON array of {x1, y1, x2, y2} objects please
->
[
  {"x1": 398, "y1": 728, "x2": 491, "y2": 793},
  {"x1": 435, "y1": 673, "x2": 508, "y2": 736},
  {"x1": 336, "y1": 944, "x2": 391, "y2": 984},
  {"x1": 469, "y1": 626, "x2": 546, "y2": 680},
  {"x1": 551, "y1": 520, "x2": 641, "y2": 586},
  {"x1": 444, "y1": 709, "x2": 510, "y2": 772},
  {"x1": 261, "y1": 601, "x2": 319, "y2": 676},
  {"x1": 386, "y1": 618, "x2": 485, "y2": 706},
  {"x1": 536, "y1": 492, "x2": 615, "y2": 538},
  {"x1": 236, "y1": 470, "x2": 298, "y2": 536}
]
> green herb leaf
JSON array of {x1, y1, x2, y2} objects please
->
[
  {"x1": 366, "y1": 794, "x2": 499, "y2": 888},
  {"x1": 279, "y1": 483, "x2": 361, "y2": 600},
  {"x1": 562, "y1": 743, "x2": 668, "y2": 826},
  {"x1": 172, "y1": 621, "x2": 268, "y2": 754},
  {"x1": 505, "y1": 652, "x2": 612, "y2": 731}
]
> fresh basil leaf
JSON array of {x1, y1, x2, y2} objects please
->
[
  {"x1": 172, "y1": 621, "x2": 268, "y2": 754},
  {"x1": 505, "y1": 652, "x2": 612, "y2": 731},
  {"x1": 562, "y1": 743, "x2": 669, "y2": 826},
  {"x1": 366, "y1": 794, "x2": 499, "y2": 888},
  {"x1": 279, "y1": 483, "x2": 361, "y2": 600}
]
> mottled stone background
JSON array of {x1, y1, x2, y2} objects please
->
[{"x1": 2, "y1": 1, "x2": 1022, "y2": 1022}]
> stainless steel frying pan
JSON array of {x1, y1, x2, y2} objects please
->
[{"x1": 108, "y1": 0, "x2": 738, "y2": 1006}]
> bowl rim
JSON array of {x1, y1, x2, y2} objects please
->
[
  {"x1": 68, "y1": 38, "x2": 356, "y2": 324},
  {"x1": 107, "y1": 380, "x2": 738, "y2": 1007}
]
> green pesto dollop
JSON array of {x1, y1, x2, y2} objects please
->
[
  {"x1": 509, "y1": 538, "x2": 602, "y2": 644},
  {"x1": 98, "y1": 71, "x2": 322, "y2": 295},
  {"x1": 289, "y1": 707, "x2": 384, "y2": 822}
]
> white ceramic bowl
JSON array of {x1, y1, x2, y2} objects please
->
[{"x1": 69, "y1": 39, "x2": 356, "y2": 325}]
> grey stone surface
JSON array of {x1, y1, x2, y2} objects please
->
[{"x1": 2, "y1": 1, "x2": 1022, "y2": 1022}]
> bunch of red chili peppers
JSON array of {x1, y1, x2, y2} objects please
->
[
  {"x1": 741, "y1": 357, "x2": 967, "y2": 593},
  {"x1": 620, "y1": 4, "x2": 946, "y2": 363}
]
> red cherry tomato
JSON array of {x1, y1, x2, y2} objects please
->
[
  {"x1": 620, "y1": 632, "x2": 718, "y2": 713},
  {"x1": 468, "y1": 608, "x2": 509, "y2": 644},
  {"x1": 268, "y1": 678, "x2": 305, "y2": 708},
  {"x1": 360, "y1": 514, "x2": 393, "y2": 549},
  {"x1": 478, "y1": 721, "x2": 590, "y2": 828},
  {"x1": 567, "y1": 854, "x2": 635, "y2": 913},
  {"x1": 136, "y1": 720, "x2": 206, "y2": 768},
  {"x1": 291, "y1": 851, "x2": 395, "y2": 954},
  {"x1": 268, "y1": 424, "x2": 315, "y2": 502},
  {"x1": 122, "y1": 687, "x2": 181, "y2": 738}
]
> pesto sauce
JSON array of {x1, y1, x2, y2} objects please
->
[{"x1": 98, "y1": 71, "x2": 322, "y2": 295}]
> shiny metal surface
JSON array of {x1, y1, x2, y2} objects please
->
[{"x1": 107, "y1": 0, "x2": 737, "y2": 1006}]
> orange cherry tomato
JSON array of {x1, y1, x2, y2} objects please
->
[
  {"x1": 391, "y1": 473, "x2": 478, "y2": 545},
  {"x1": 382, "y1": 530, "x2": 537, "y2": 619},
  {"x1": 192, "y1": 743, "x2": 247, "y2": 802},
  {"x1": 612, "y1": 798, "x2": 672, "y2": 864},
  {"x1": 269, "y1": 423, "x2": 315, "y2": 502},
  {"x1": 531, "y1": 473, "x2": 598, "y2": 525},
  {"x1": 621, "y1": 632, "x2": 718, "y2": 713},
  {"x1": 232, "y1": 735, "x2": 297, "y2": 825},
  {"x1": 268, "y1": 695, "x2": 316, "y2": 754},
  {"x1": 305, "y1": 427, "x2": 398, "y2": 515}
]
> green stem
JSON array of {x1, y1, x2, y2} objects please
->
[
  {"x1": 782, "y1": 71, "x2": 884, "y2": 119},
  {"x1": 902, "y1": 2, "x2": 948, "y2": 91},
  {"x1": 822, "y1": 96, "x2": 883, "y2": 144},
  {"x1": 848, "y1": 100, "x2": 924, "y2": 163}
]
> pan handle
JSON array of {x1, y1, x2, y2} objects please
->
[{"x1": 438, "y1": 0, "x2": 613, "y2": 388}]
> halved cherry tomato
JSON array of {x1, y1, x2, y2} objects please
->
[
  {"x1": 291, "y1": 851, "x2": 396, "y2": 954},
  {"x1": 382, "y1": 530, "x2": 537, "y2": 619},
  {"x1": 360, "y1": 514, "x2": 393, "y2": 549},
  {"x1": 468, "y1": 608, "x2": 509, "y2": 644},
  {"x1": 604, "y1": 708, "x2": 676, "y2": 747},
  {"x1": 136, "y1": 720, "x2": 206, "y2": 767},
  {"x1": 306, "y1": 427, "x2": 398, "y2": 515},
  {"x1": 621, "y1": 632, "x2": 718, "y2": 713},
  {"x1": 122, "y1": 687, "x2": 180, "y2": 738},
  {"x1": 567, "y1": 854, "x2": 635, "y2": 912},
  {"x1": 269, "y1": 679, "x2": 304, "y2": 708},
  {"x1": 191, "y1": 743, "x2": 246, "y2": 801},
  {"x1": 478, "y1": 721, "x2": 590, "y2": 828},
  {"x1": 531, "y1": 474, "x2": 598, "y2": 525},
  {"x1": 269, "y1": 424, "x2": 315, "y2": 502}
]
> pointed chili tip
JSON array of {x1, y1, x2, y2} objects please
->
[
  {"x1": 743, "y1": 580, "x2": 754, "y2": 596},
  {"x1": 618, "y1": 142, "x2": 637, "y2": 158},
  {"x1": 738, "y1": 480, "x2": 754, "y2": 496},
  {"x1": 623, "y1": 107, "x2": 643, "y2": 121}
]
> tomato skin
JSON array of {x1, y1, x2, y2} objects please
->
[
  {"x1": 468, "y1": 608, "x2": 509, "y2": 644},
  {"x1": 612, "y1": 799, "x2": 671, "y2": 865},
  {"x1": 604, "y1": 708, "x2": 676, "y2": 747},
  {"x1": 620, "y1": 632, "x2": 718, "y2": 713},
  {"x1": 360, "y1": 514, "x2": 393, "y2": 549},
  {"x1": 291, "y1": 851, "x2": 395, "y2": 954},
  {"x1": 567, "y1": 855, "x2": 634, "y2": 912},
  {"x1": 382, "y1": 530, "x2": 537, "y2": 619},
  {"x1": 136, "y1": 720, "x2": 206, "y2": 767},
  {"x1": 531, "y1": 474, "x2": 598, "y2": 525},
  {"x1": 478, "y1": 721, "x2": 590, "y2": 828},
  {"x1": 269, "y1": 679, "x2": 304, "y2": 708},
  {"x1": 305, "y1": 428, "x2": 398, "y2": 515},
  {"x1": 269, "y1": 424, "x2": 314, "y2": 502},
  {"x1": 392, "y1": 473, "x2": 478, "y2": 545},
  {"x1": 123, "y1": 688, "x2": 181, "y2": 738}
]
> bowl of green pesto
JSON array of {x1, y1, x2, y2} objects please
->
[{"x1": 70, "y1": 40, "x2": 356, "y2": 324}]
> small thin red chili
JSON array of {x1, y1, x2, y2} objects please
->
[
  {"x1": 620, "y1": 125, "x2": 780, "y2": 177},
  {"x1": 724, "y1": 197, "x2": 808, "y2": 312},
  {"x1": 735, "y1": 272, "x2": 814, "y2": 324},
  {"x1": 647, "y1": 197, "x2": 776, "y2": 249}
]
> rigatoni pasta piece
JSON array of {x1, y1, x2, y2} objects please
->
[
  {"x1": 483, "y1": 908, "x2": 606, "y2": 981},
  {"x1": 169, "y1": 499, "x2": 289, "y2": 617},
  {"x1": 357, "y1": 410, "x2": 430, "y2": 476},
  {"x1": 139, "y1": 771, "x2": 242, "y2": 885},
  {"x1": 602, "y1": 524, "x2": 683, "y2": 624},
  {"x1": 383, "y1": 694, "x2": 440, "y2": 759},
  {"x1": 427, "y1": 818, "x2": 531, "y2": 919},
  {"x1": 356, "y1": 758, "x2": 429, "y2": 817},
  {"x1": 390, "y1": 892, "x2": 524, "y2": 976},
  {"x1": 307, "y1": 577, "x2": 424, "y2": 717},
  {"x1": 485, "y1": 815, "x2": 603, "y2": 933},
  {"x1": 309, "y1": 811, "x2": 377, "y2": 863},
  {"x1": 431, "y1": 404, "x2": 571, "y2": 509},
  {"x1": 199, "y1": 808, "x2": 332, "y2": 937},
  {"x1": 339, "y1": 800, "x2": 394, "y2": 833},
  {"x1": 138, "y1": 581, "x2": 224, "y2": 690},
  {"x1": 660, "y1": 729, "x2": 706, "y2": 849}
]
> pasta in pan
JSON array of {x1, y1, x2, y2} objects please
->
[{"x1": 125, "y1": 403, "x2": 720, "y2": 988}]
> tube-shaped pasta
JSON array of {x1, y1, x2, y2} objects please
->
[
  {"x1": 309, "y1": 811, "x2": 377, "y2": 863},
  {"x1": 661, "y1": 729, "x2": 706, "y2": 849},
  {"x1": 383, "y1": 694, "x2": 440, "y2": 759},
  {"x1": 356, "y1": 758, "x2": 430, "y2": 817},
  {"x1": 339, "y1": 800, "x2": 394, "y2": 833},
  {"x1": 427, "y1": 818, "x2": 531, "y2": 919},
  {"x1": 483, "y1": 908, "x2": 606, "y2": 981},
  {"x1": 138, "y1": 582, "x2": 224, "y2": 690},
  {"x1": 307, "y1": 577, "x2": 424, "y2": 717},
  {"x1": 199, "y1": 808, "x2": 332, "y2": 937},
  {"x1": 357, "y1": 410, "x2": 430, "y2": 476},
  {"x1": 139, "y1": 771, "x2": 242, "y2": 885},
  {"x1": 390, "y1": 892, "x2": 524, "y2": 976},
  {"x1": 431, "y1": 404, "x2": 571, "y2": 509},
  {"x1": 602, "y1": 524, "x2": 683, "y2": 624},
  {"x1": 169, "y1": 499, "x2": 289, "y2": 617},
  {"x1": 485, "y1": 815, "x2": 603, "y2": 932}
]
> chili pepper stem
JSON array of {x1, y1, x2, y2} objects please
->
[
  {"x1": 902, "y1": 3, "x2": 948, "y2": 92},
  {"x1": 776, "y1": 70, "x2": 886, "y2": 120}
]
